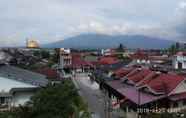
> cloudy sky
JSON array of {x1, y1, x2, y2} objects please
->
[{"x1": 0, "y1": 0, "x2": 186, "y2": 46}]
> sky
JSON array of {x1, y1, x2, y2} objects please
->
[{"x1": 0, "y1": 0, "x2": 186, "y2": 46}]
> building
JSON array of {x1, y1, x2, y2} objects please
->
[
  {"x1": 101, "y1": 49, "x2": 116, "y2": 56},
  {"x1": 173, "y1": 51, "x2": 186, "y2": 69},
  {"x1": 97, "y1": 67, "x2": 186, "y2": 118},
  {"x1": 175, "y1": 42, "x2": 186, "y2": 50},
  {"x1": 26, "y1": 39, "x2": 39, "y2": 48},
  {"x1": 0, "y1": 65, "x2": 48, "y2": 110},
  {"x1": 98, "y1": 56, "x2": 119, "y2": 65},
  {"x1": 0, "y1": 50, "x2": 12, "y2": 64},
  {"x1": 36, "y1": 67, "x2": 62, "y2": 81},
  {"x1": 59, "y1": 48, "x2": 72, "y2": 69},
  {"x1": 71, "y1": 53, "x2": 94, "y2": 73},
  {"x1": 130, "y1": 50, "x2": 150, "y2": 64}
]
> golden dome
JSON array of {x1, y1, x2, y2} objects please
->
[{"x1": 27, "y1": 40, "x2": 39, "y2": 48}]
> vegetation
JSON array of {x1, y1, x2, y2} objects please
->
[
  {"x1": 51, "y1": 48, "x2": 60, "y2": 63},
  {"x1": 18, "y1": 49, "x2": 57, "y2": 70},
  {"x1": 168, "y1": 43, "x2": 180, "y2": 55},
  {"x1": 33, "y1": 49, "x2": 50, "y2": 59},
  {"x1": 0, "y1": 80, "x2": 90, "y2": 118}
]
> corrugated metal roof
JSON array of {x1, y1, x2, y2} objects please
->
[{"x1": 0, "y1": 65, "x2": 48, "y2": 87}]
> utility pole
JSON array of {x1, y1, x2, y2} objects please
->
[{"x1": 138, "y1": 89, "x2": 141, "y2": 118}]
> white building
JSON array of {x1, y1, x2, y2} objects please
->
[
  {"x1": 0, "y1": 65, "x2": 48, "y2": 110},
  {"x1": 0, "y1": 76, "x2": 37, "y2": 109},
  {"x1": 173, "y1": 52, "x2": 186, "y2": 69}
]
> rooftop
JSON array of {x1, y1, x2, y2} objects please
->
[
  {"x1": 0, "y1": 76, "x2": 37, "y2": 93},
  {"x1": 104, "y1": 67, "x2": 186, "y2": 105},
  {"x1": 0, "y1": 65, "x2": 48, "y2": 87}
]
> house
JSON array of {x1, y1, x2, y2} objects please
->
[
  {"x1": 98, "y1": 56, "x2": 119, "y2": 65},
  {"x1": 149, "y1": 55, "x2": 169, "y2": 65},
  {"x1": 130, "y1": 50, "x2": 150, "y2": 64},
  {"x1": 36, "y1": 67, "x2": 61, "y2": 80},
  {"x1": 2, "y1": 48, "x2": 41, "y2": 66},
  {"x1": 71, "y1": 53, "x2": 95, "y2": 73},
  {"x1": 0, "y1": 65, "x2": 48, "y2": 110},
  {"x1": 101, "y1": 49, "x2": 116, "y2": 56},
  {"x1": 97, "y1": 56, "x2": 131, "y2": 73},
  {"x1": 101, "y1": 47, "x2": 127, "y2": 57},
  {"x1": 173, "y1": 51, "x2": 186, "y2": 69},
  {"x1": 99, "y1": 67, "x2": 186, "y2": 117}
]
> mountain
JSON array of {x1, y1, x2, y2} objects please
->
[{"x1": 44, "y1": 33, "x2": 175, "y2": 49}]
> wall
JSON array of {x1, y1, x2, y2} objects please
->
[
  {"x1": 173, "y1": 56, "x2": 186, "y2": 69},
  {"x1": 12, "y1": 91, "x2": 35, "y2": 107}
]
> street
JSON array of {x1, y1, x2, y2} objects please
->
[
  {"x1": 73, "y1": 73, "x2": 105, "y2": 118},
  {"x1": 72, "y1": 73, "x2": 124, "y2": 118}
]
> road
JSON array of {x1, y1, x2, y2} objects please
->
[
  {"x1": 73, "y1": 73, "x2": 105, "y2": 118},
  {"x1": 72, "y1": 73, "x2": 124, "y2": 118}
]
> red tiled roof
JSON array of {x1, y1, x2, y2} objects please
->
[
  {"x1": 98, "y1": 57, "x2": 119, "y2": 65},
  {"x1": 72, "y1": 54, "x2": 94, "y2": 68},
  {"x1": 107, "y1": 80, "x2": 165, "y2": 105},
  {"x1": 36, "y1": 68, "x2": 59, "y2": 79},
  {"x1": 125, "y1": 68, "x2": 140, "y2": 78},
  {"x1": 128, "y1": 69, "x2": 152, "y2": 84},
  {"x1": 130, "y1": 50, "x2": 149, "y2": 60},
  {"x1": 106, "y1": 67, "x2": 186, "y2": 104},
  {"x1": 136, "y1": 72, "x2": 159, "y2": 87},
  {"x1": 141, "y1": 73, "x2": 185, "y2": 94},
  {"x1": 113, "y1": 68, "x2": 133, "y2": 78}
]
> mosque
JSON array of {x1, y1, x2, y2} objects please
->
[{"x1": 26, "y1": 39, "x2": 40, "y2": 48}]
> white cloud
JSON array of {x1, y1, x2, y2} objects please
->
[
  {"x1": 179, "y1": 1, "x2": 186, "y2": 9},
  {"x1": 0, "y1": 0, "x2": 186, "y2": 46}
]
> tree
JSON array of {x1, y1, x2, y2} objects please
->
[
  {"x1": 33, "y1": 50, "x2": 50, "y2": 59},
  {"x1": 40, "y1": 50, "x2": 50, "y2": 59},
  {"x1": 0, "y1": 80, "x2": 90, "y2": 118},
  {"x1": 33, "y1": 50, "x2": 41, "y2": 57},
  {"x1": 29, "y1": 80, "x2": 90, "y2": 118},
  {"x1": 51, "y1": 48, "x2": 60, "y2": 63},
  {"x1": 12, "y1": 105, "x2": 33, "y2": 118},
  {"x1": 168, "y1": 44, "x2": 178, "y2": 55}
]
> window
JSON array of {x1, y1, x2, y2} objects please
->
[{"x1": 0, "y1": 97, "x2": 5, "y2": 104}]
